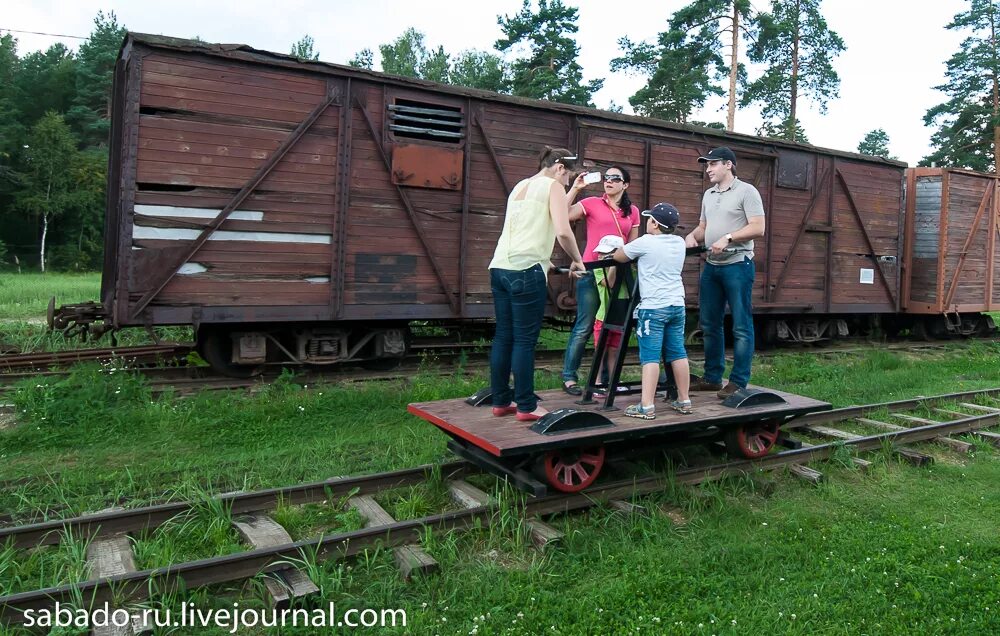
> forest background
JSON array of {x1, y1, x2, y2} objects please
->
[{"x1": 1, "y1": 0, "x2": 998, "y2": 272}]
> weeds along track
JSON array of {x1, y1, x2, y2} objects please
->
[
  {"x1": 0, "y1": 340, "x2": 973, "y2": 399},
  {"x1": 3, "y1": 389, "x2": 1000, "y2": 625}
]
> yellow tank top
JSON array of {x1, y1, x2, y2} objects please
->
[{"x1": 489, "y1": 176, "x2": 558, "y2": 273}]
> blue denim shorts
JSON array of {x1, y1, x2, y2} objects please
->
[{"x1": 635, "y1": 305, "x2": 687, "y2": 365}]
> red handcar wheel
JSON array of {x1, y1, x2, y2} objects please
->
[
  {"x1": 725, "y1": 420, "x2": 781, "y2": 459},
  {"x1": 540, "y1": 446, "x2": 606, "y2": 493}
]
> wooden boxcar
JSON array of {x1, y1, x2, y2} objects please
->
[
  {"x1": 901, "y1": 168, "x2": 999, "y2": 336},
  {"x1": 93, "y1": 33, "x2": 908, "y2": 372}
]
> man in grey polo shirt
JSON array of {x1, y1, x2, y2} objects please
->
[{"x1": 684, "y1": 147, "x2": 766, "y2": 398}]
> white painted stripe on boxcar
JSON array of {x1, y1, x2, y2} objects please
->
[
  {"x1": 132, "y1": 225, "x2": 331, "y2": 244},
  {"x1": 177, "y1": 263, "x2": 208, "y2": 275},
  {"x1": 304, "y1": 277, "x2": 331, "y2": 283},
  {"x1": 134, "y1": 205, "x2": 264, "y2": 221}
]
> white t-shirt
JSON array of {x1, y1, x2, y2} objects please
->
[{"x1": 622, "y1": 233, "x2": 686, "y2": 309}]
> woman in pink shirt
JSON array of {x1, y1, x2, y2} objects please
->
[{"x1": 560, "y1": 165, "x2": 640, "y2": 395}]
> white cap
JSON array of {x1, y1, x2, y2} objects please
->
[{"x1": 594, "y1": 234, "x2": 625, "y2": 254}]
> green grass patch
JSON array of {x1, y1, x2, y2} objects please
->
[
  {"x1": 0, "y1": 272, "x2": 100, "y2": 322},
  {"x1": 3, "y1": 342, "x2": 1000, "y2": 633}
]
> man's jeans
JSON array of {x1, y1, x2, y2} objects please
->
[
  {"x1": 490, "y1": 265, "x2": 548, "y2": 413},
  {"x1": 699, "y1": 258, "x2": 755, "y2": 388},
  {"x1": 560, "y1": 275, "x2": 599, "y2": 384}
]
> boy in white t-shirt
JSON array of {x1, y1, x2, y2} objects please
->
[{"x1": 611, "y1": 202, "x2": 692, "y2": 418}]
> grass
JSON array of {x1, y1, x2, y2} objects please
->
[
  {"x1": 0, "y1": 272, "x2": 101, "y2": 322},
  {"x1": 4, "y1": 341, "x2": 1000, "y2": 633},
  {"x1": 0, "y1": 272, "x2": 193, "y2": 352}
]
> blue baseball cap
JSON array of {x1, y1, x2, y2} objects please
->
[{"x1": 642, "y1": 202, "x2": 680, "y2": 229}]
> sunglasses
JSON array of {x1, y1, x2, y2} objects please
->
[{"x1": 604, "y1": 175, "x2": 624, "y2": 183}]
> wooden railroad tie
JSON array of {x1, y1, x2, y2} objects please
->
[
  {"x1": 609, "y1": 500, "x2": 648, "y2": 516},
  {"x1": 345, "y1": 497, "x2": 439, "y2": 580},
  {"x1": 931, "y1": 408, "x2": 1000, "y2": 447},
  {"x1": 959, "y1": 402, "x2": 1000, "y2": 414},
  {"x1": 231, "y1": 515, "x2": 321, "y2": 603},
  {"x1": 932, "y1": 408, "x2": 971, "y2": 419},
  {"x1": 788, "y1": 464, "x2": 825, "y2": 484},
  {"x1": 800, "y1": 424, "x2": 933, "y2": 466},
  {"x1": 797, "y1": 439, "x2": 872, "y2": 471},
  {"x1": 85, "y1": 513, "x2": 151, "y2": 636},
  {"x1": 446, "y1": 479, "x2": 564, "y2": 552},
  {"x1": 971, "y1": 430, "x2": 1000, "y2": 448},
  {"x1": 889, "y1": 414, "x2": 974, "y2": 454}
]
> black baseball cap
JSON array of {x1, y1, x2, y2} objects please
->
[
  {"x1": 642, "y1": 202, "x2": 680, "y2": 229},
  {"x1": 698, "y1": 146, "x2": 738, "y2": 166}
]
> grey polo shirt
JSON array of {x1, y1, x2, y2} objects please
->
[{"x1": 700, "y1": 177, "x2": 765, "y2": 265}]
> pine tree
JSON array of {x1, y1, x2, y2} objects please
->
[
  {"x1": 379, "y1": 28, "x2": 427, "y2": 78},
  {"x1": 612, "y1": 28, "x2": 724, "y2": 123},
  {"x1": 0, "y1": 34, "x2": 23, "y2": 175},
  {"x1": 421, "y1": 45, "x2": 451, "y2": 83},
  {"x1": 922, "y1": 0, "x2": 1000, "y2": 172},
  {"x1": 741, "y1": 0, "x2": 844, "y2": 142},
  {"x1": 348, "y1": 48, "x2": 374, "y2": 69},
  {"x1": 15, "y1": 112, "x2": 79, "y2": 272},
  {"x1": 14, "y1": 44, "x2": 77, "y2": 127},
  {"x1": 495, "y1": 0, "x2": 603, "y2": 106},
  {"x1": 290, "y1": 35, "x2": 319, "y2": 61},
  {"x1": 672, "y1": 0, "x2": 753, "y2": 130},
  {"x1": 857, "y1": 129, "x2": 895, "y2": 159},
  {"x1": 66, "y1": 11, "x2": 127, "y2": 148},
  {"x1": 450, "y1": 51, "x2": 510, "y2": 93}
]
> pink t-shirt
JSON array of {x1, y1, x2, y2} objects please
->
[{"x1": 580, "y1": 196, "x2": 640, "y2": 261}]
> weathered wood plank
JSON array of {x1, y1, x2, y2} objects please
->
[
  {"x1": 447, "y1": 480, "x2": 492, "y2": 509},
  {"x1": 800, "y1": 424, "x2": 860, "y2": 441},
  {"x1": 86, "y1": 533, "x2": 150, "y2": 636},
  {"x1": 959, "y1": 402, "x2": 1000, "y2": 413},
  {"x1": 232, "y1": 514, "x2": 319, "y2": 605},
  {"x1": 347, "y1": 496, "x2": 439, "y2": 579},
  {"x1": 889, "y1": 414, "x2": 974, "y2": 453},
  {"x1": 609, "y1": 500, "x2": 648, "y2": 516},
  {"x1": 788, "y1": 464, "x2": 825, "y2": 484}
]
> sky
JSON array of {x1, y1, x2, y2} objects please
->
[{"x1": 4, "y1": 0, "x2": 970, "y2": 165}]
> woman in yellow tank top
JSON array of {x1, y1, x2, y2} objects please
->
[{"x1": 488, "y1": 147, "x2": 587, "y2": 421}]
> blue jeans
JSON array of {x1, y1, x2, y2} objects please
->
[
  {"x1": 635, "y1": 306, "x2": 687, "y2": 365},
  {"x1": 700, "y1": 258, "x2": 755, "y2": 388},
  {"x1": 490, "y1": 266, "x2": 548, "y2": 413},
  {"x1": 560, "y1": 275, "x2": 599, "y2": 384}
]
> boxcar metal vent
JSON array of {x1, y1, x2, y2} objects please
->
[{"x1": 388, "y1": 99, "x2": 464, "y2": 143}]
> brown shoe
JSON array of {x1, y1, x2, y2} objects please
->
[
  {"x1": 717, "y1": 382, "x2": 743, "y2": 399},
  {"x1": 690, "y1": 378, "x2": 723, "y2": 392}
]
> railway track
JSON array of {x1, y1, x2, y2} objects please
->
[
  {"x1": 2, "y1": 388, "x2": 1000, "y2": 626},
  {"x1": 0, "y1": 339, "x2": 974, "y2": 398},
  {"x1": 0, "y1": 343, "x2": 193, "y2": 374}
]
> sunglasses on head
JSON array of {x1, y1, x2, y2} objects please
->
[{"x1": 604, "y1": 174, "x2": 624, "y2": 183}]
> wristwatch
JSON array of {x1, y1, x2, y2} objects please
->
[{"x1": 725, "y1": 233, "x2": 733, "y2": 244}]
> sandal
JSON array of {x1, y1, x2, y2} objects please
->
[
  {"x1": 624, "y1": 403, "x2": 656, "y2": 420},
  {"x1": 562, "y1": 382, "x2": 583, "y2": 396},
  {"x1": 669, "y1": 400, "x2": 693, "y2": 415}
]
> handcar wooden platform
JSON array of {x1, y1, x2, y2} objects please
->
[
  {"x1": 408, "y1": 384, "x2": 830, "y2": 496},
  {"x1": 410, "y1": 258, "x2": 830, "y2": 495}
]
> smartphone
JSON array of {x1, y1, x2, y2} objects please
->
[{"x1": 583, "y1": 171, "x2": 602, "y2": 184}]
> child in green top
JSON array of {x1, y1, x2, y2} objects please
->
[{"x1": 592, "y1": 235, "x2": 628, "y2": 390}]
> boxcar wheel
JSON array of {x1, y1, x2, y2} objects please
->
[
  {"x1": 724, "y1": 420, "x2": 781, "y2": 459},
  {"x1": 198, "y1": 328, "x2": 260, "y2": 378},
  {"x1": 536, "y1": 445, "x2": 606, "y2": 493}
]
